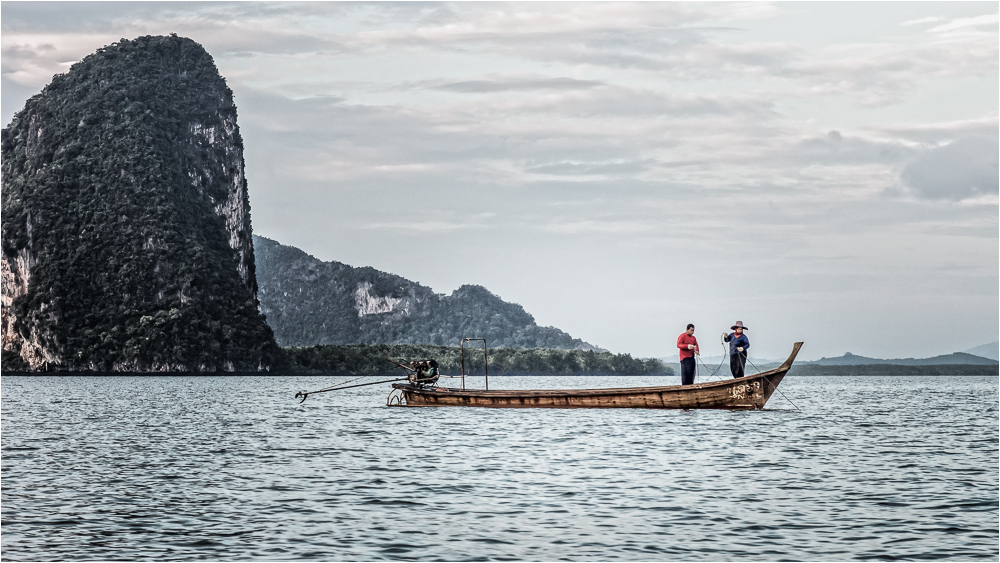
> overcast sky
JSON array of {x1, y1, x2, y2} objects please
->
[{"x1": 3, "y1": 2, "x2": 997, "y2": 361}]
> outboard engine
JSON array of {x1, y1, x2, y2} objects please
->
[{"x1": 409, "y1": 359, "x2": 440, "y2": 385}]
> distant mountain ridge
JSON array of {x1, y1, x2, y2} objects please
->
[
  {"x1": 253, "y1": 236, "x2": 604, "y2": 350},
  {"x1": 805, "y1": 351, "x2": 998, "y2": 366}
]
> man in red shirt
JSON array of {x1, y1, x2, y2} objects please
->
[{"x1": 676, "y1": 323, "x2": 699, "y2": 385}]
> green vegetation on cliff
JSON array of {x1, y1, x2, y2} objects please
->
[
  {"x1": 1, "y1": 35, "x2": 277, "y2": 371},
  {"x1": 281, "y1": 344, "x2": 670, "y2": 376},
  {"x1": 254, "y1": 235, "x2": 604, "y2": 351}
]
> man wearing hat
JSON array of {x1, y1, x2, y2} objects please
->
[{"x1": 723, "y1": 321, "x2": 750, "y2": 378}]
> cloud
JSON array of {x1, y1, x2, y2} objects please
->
[
  {"x1": 234, "y1": 84, "x2": 776, "y2": 181},
  {"x1": 786, "y1": 130, "x2": 915, "y2": 167},
  {"x1": 925, "y1": 13, "x2": 999, "y2": 35},
  {"x1": 525, "y1": 160, "x2": 653, "y2": 177},
  {"x1": 541, "y1": 219, "x2": 658, "y2": 235},
  {"x1": 870, "y1": 116, "x2": 999, "y2": 145},
  {"x1": 763, "y1": 12, "x2": 998, "y2": 107},
  {"x1": 4, "y1": 4, "x2": 994, "y2": 114},
  {"x1": 900, "y1": 135, "x2": 999, "y2": 200},
  {"x1": 427, "y1": 75, "x2": 605, "y2": 93},
  {"x1": 429, "y1": 82, "x2": 777, "y2": 121},
  {"x1": 362, "y1": 220, "x2": 489, "y2": 233},
  {"x1": 901, "y1": 17, "x2": 944, "y2": 27},
  {"x1": 1, "y1": 36, "x2": 102, "y2": 87}
]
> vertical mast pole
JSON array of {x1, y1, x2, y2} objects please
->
[{"x1": 462, "y1": 338, "x2": 488, "y2": 390}]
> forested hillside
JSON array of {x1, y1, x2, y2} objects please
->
[
  {"x1": 254, "y1": 236, "x2": 603, "y2": 351},
  {"x1": 1, "y1": 35, "x2": 277, "y2": 371}
]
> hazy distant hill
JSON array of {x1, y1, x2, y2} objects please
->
[
  {"x1": 663, "y1": 348, "x2": 999, "y2": 377},
  {"x1": 963, "y1": 341, "x2": 999, "y2": 361},
  {"x1": 789, "y1": 364, "x2": 998, "y2": 376},
  {"x1": 806, "y1": 352, "x2": 998, "y2": 366},
  {"x1": 253, "y1": 236, "x2": 603, "y2": 350}
]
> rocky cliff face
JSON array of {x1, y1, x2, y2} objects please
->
[
  {"x1": 253, "y1": 235, "x2": 604, "y2": 351},
  {"x1": 1, "y1": 35, "x2": 276, "y2": 371},
  {"x1": 1, "y1": 226, "x2": 42, "y2": 366}
]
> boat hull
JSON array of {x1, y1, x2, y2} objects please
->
[{"x1": 392, "y1": 342, "x2": 802, "y2": 410}]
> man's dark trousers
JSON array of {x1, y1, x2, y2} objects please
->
[
  {"x1": 730, "y1": 353, "x2": 747, "y2": 378},
  {"x1": 680, "y1": 357, "x2": 696, "y2": 385}
]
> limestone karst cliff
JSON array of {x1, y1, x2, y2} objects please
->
[
  {"x1": 1, "y1": 35, "x2": 277, "y2": 371},
  {"x1": 253, "y1": 235, "x2": 605, "y2": 351}
]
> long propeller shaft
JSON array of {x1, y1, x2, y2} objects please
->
[{"x1": 295, "y1": 377, "x2": 409, "y2": 403}]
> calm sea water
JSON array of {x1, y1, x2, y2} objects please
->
[{"x1": 2, "y1": 374, "x2": 997, "y2": 561}]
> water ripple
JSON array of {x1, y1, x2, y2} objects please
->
[{"x1": 1, "y1": 375, "x2": 997, "y2": 561}]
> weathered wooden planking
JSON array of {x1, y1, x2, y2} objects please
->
[{"x1": 393, "y1": 342, "x2": 802, "y2": 409}]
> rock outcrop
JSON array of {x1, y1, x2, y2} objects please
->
[
  {"x1": 1, "y1": 35, "x2": 277, "y2": 371},
  {"x1": 253, "y1": 235, "x2": 605, "y2": 351}
]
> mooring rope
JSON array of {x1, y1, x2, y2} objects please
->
[{"x1": 744, "y1": 356, "x2": 801, "y2": 411}]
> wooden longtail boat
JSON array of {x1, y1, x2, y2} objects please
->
[{"x1": 388, "y1": 342, "x2": 802, "y2": 409}]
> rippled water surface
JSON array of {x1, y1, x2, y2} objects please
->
[{"x1": 2, "y1": 374, "x2": 997, "y2": 561}]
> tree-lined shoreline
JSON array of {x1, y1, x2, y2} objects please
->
[
  {"x1": 4, "y1": 345, "x2": 996, "y2": 376},
  {"x1": 786, "y1": 364, "x2": 998, "y2": 376},
  {"x1": 2, "y1": 344, "x2": 670, "y2": 376},
  {"x1": 282, "y1": 344, "x2": 669, "y2": 376}
]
